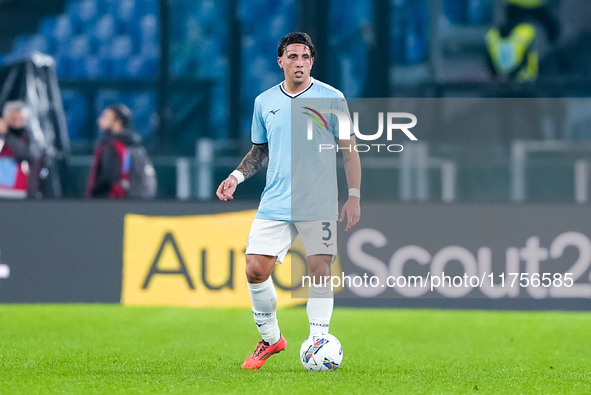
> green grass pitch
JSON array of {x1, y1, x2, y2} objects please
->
[{"x1": 1, "y1": 305, "x2": 590, "y2": 394}]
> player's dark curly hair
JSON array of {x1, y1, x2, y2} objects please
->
[
  {"x1": 108, "y1": 104, "x2": 132, "y2": 129},
  {"x1": 277, "y1": 32, "x2": 315, "y2": 58}
]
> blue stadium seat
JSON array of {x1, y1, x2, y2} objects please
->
[
  {"x1": 267, "y1": 14, "x2": 288, "y2": 42},
  {"x1": 54, "y1": 55, "x2": 73, "y2": 78},
  {"x1": 172, "y1": 1, "x2": 229, "y2": 78},
  {"x1": 95, "y1": 90, "x2": 124, "y2": 116},
  {"x1": 239, "y1": 0, "x2": 275, "y2": 28},
  {"x1": 136, "y1": 0, "x2": 158, "y2": 17},
  {"x1": 145, "y1": 56, "x2": 158, "y2": 76},
  {"x1": 68, "y1": 0, "x2": 98, "y2": 34},
  {"x1": 112, "y1": 58, "x2": 130, "y2": 77},
  {"x1": 390, "y1": 0, "x2": 429, "y2": 65},
  {"x1": 84, "y1": 55, "x2": 105, "y2": 77},
  {"x1": 104, "y1": 35, "x2": 133, "y2": 59},
  {"x1": 406, "y1": 0, "x2": 429, "y2": 64},
  {"x1": 38, "y1": 18, "x2": 58, "y2": 54},
  {"x1": 96, "y1": 0, "x2": 117, "y2": 16},
  {"x1": 328, "y1": 0, "x2": 372, "y2": 97},
  {"x1": 68, "y1": 35, "x2": 91, "y2": 57},
  {"x1": 139, "y1": 14, "x2": 159, "y2": 55},
  {"x1": 466, "y1": 0, "x2": 493, "y2": 25},
  {"x1": 116, "y1": 0, "x2": 136, "y2": 21},
  {"x1": 96, "y1": 35, "x2": 133, "y2": 77},
  {"x1": 171, "y1": 49, "x2": 196, "y2": 77},
  {"x1": 197, "y1": 0, "x2": 225, "y2": 23},
  {"x1": 116, "y1": 0, "x2": 140, "y2": 41},
  {"x1": 126, "y1": 55, "x2": 157, "y2": 78},
  {"x1": 51, "y1": 15, "x2": 74, "y2": 43},
  {"x1": 185, "y1": 2, "x2": 228, "y2": 43},
  {"x1": 196, "y1": 40, "x2": 226, "y2": 79},
  {"x1": 172, "y1": 1, "x2": 196, "y2": 40},
  {"x1": 61, "y1": 90, "x2": 88, "y2": 140},
  {"x1": 330, "y1": 0, "x2": 372, "y2": 38},
  {"x1": 94, "y1": 58, "x2": 115, "y2": 77},
  {"x1": 182, "y1": 15, "x2": 201, "y2": 44},
  {"x1": 443, "y1": 0, "x2": 464, "y2": 24},
  {"x1": 69, "y1": 57, "x2": 89, "y2": 78},
  {"x1": 238, "y1": 0, "x2": 295, "y2": 43},
  {"x1": 52, "y1": 36, "x2": 91, "y2": 78},
  {"x1": 92, "y1": 15, "x2": 116, "y2": 46},
  {"x1": 125, "y1": 91, "x2": 156, "y2": 136},
  {"x1": 443, "y1": 0, "x2": 493, "y2": 26}
]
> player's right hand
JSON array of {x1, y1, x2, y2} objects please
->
[{"x1": 216, "y1": 175, "x2": 238, "y2": 201}]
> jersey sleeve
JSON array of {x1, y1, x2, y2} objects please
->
[
  {"x1": 251, "y1": 96, "x2": 267, "y2": 144},
  {"x1": 332, "y1": 92, "x2": 354, "y2": 139}
]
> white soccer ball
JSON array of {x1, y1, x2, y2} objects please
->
[{"x1": 300, "y1": 333, "x2": 343, "y2": 371}]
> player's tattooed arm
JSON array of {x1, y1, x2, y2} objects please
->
[
  {"x1": 236, "y1": 143, "x2": 269, "y2": 180},
  {"x1": 216, "y1": 143, "x2": 268, "y2": 201}
]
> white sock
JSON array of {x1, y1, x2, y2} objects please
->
[
  {"x1": 307, "y1": 283, "x2": 334, "y2": 336},
  {"x1": 247, "y1": 277, "x2": 281, "y2": 345}
]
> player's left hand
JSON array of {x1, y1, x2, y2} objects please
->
[
  {"x1": 216, "y1": 175, "x2": 238, "y2": 201},
  {"x1": 339, "y1": 197, "x2": 360, "y2": 231}
]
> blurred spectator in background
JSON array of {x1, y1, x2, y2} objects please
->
[
  {"x1": 0, "y1": 101, "x2": 35, "y2": 199},
  {"x1": 495, "y1": 0, "x2": 567, "y2": 75},
  {"x1": 504, "y1": 0, "x2": 559, "y2": 44},
  {"x1": 486, "y1": 0, "x2": 567, "y2": 82},
  {"x1": 86, "y1": 104, "x2": 137, "y2": 198},
  {"x1": 86, "y1": 104, "x2": 156, "y2": 199},
  {"x1": 485, "y1": 22, "x2": 538, "y2": 82},
  {"x1": 485, "y1": 0, "x2": 567, "y2": 82}
]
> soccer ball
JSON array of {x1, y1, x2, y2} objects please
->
[{"x1": 299, "y1": 334, "x2": 343, "y2": 371}]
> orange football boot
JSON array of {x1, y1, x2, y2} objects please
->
[{"x1": 242, "y1": 335, "x2": 287, "y2": 369}]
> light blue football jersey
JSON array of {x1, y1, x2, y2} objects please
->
[{"x1": 250, "y1": 78, "x2": 350, "y2": 221}]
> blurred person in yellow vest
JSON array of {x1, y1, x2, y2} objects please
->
[
  {"x1": 486, "y1": 23, "x2": 538, "y2": 82},
  {"x1": 487, "y1": 0, "x2": 564, "y2": 80},
  {"x1": 504, "y1": 0, "x2": 559, "y2": 44}
]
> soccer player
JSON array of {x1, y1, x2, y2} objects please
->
[{"x1": 216, "y1": 32, "x2": 361, "y2": 369}]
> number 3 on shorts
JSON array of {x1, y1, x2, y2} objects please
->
[{"x1": 321, "y1": 221, "x2": 332, "y2": 241}]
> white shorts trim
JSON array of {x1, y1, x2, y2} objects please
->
[{"x1": 245, "y1": 219, "x2": 337, "y2": 263}]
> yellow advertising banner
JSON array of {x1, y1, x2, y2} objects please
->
[{"x1": 122, "y1": 210, "x2": 341, "y2": 307}]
